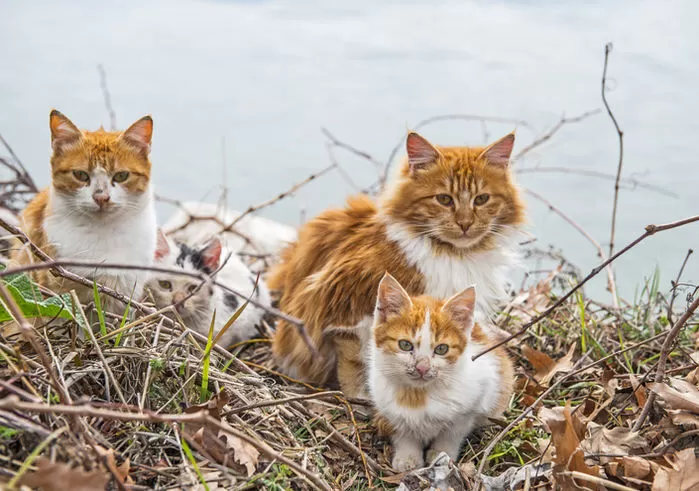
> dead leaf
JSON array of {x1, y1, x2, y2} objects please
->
[
  {"x1": 219, "y1": 431, "x2": 260, "y2": 477},
  {"x1": 630, "y1": 374, "x2": 648, "y2": 408},
  {"x1": 523, "y1": 343, "x2": 576, "y2": 385},
  {"x1": 18, "y1": 457, "x2": 109, "y2": 491},
  {"x1": 95, "y1": 447, "x2": 133, "y2": 485},
  {"x1": 621, "y1": 456, "x2": 654, "y2": 480},
  {"x1": 652, "y1": 448, "x2": 699, "y2": 491},
  {"x1": 538, "y1": 402, "x2": 600, "y2": 489},
  {"x1": 582, "y1": 423, "x2": 648, "y2": 457},
  {"x1": 649, "y1": 379, "x2": 699, "y2": 414}
]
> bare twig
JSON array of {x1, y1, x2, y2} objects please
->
[
  {"x1": 218, "y1": 162, "x2": 337, "y2": 234},
  {"x1": 524, "y1": 188, "x2": 618, "y2": 307},
  {"x1": 97, "y1": 64, "x2": 117, "y2": 131},
  {"x1": 223, "y1": 390, "x2": 344, "y2": 416},
  {"x1": 0, "y1": 284, "x2": 70, "y2": 404},
  {"x1": 0, "y1": 396, "x2": 332, "y2": 491},
  {"x1": 634, "y1": 292, "x2": 699, "y2": 430},
  {"x1": 512, "y1": 109, "x2": 600, "y2": 163},
  {"x1": 473, "y1": 214, "x2": 699, "y2": 361},
  {"x1": 515, "y1": 167, "x2": 676, "y2": 198},
  {"x1": 667, "y1": 249, "x2": 693, "y2": 324},
  {"x1": 474, "y1": 352, "x2": 591, "y2": 488},
  {"x1": 601, "y1": 43, "x2": 625, "y2": 259}
]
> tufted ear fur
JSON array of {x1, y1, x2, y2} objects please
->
[
  {"x1": 406, "y1": 132, "x2": 441, "y2": 175},
  {"x1": 121, "y1": 116, "x2": 153, "y2": 156},
  {"x1": 155, "y1": 229, "x2": 171, "y2": 260},
  {"x1": 49, "y1": 110, "x2": 82, "y2": 154},
  {"x1": 375, "y1": 272, "x2": 412, "y2": 324},
  {"x1": 441, "y1": 286, "x2": 476, "y2": 336},
  {"x1": 199, "y1": 237, "x2": 222, "y2": 272},
  {"x1": 478, "y1": 132, "x2": 515, "y2": 168}
]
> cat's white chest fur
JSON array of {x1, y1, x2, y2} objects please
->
[
  {"x1": 385, "y1": 222, "x2": 520, "y2": 316},
  {"x1": 44, "y1": 187, "x2": 157, "y2": 297},
  {"x1": 368, "y1": 342, "x2": 501, "y2": 441}
]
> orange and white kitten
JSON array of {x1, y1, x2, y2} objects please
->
[
  {"x1": 366, "y1": 273, "x2": 513, "y2": 471},
  {"x1": 13, "y1": 110, "x2": 157, "y2": 307},
  {"x1": 269, "y1": 131, "x2": 525, "y2": 397}
]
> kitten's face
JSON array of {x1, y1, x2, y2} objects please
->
[
  {"x1": 372, "y1": 273, "x2": 475, "y2": 387},
  {"x1": 147, "y1": 232, "x2": 221, "y2": 324},
  {"x1": 49, "y1": 110, "x2": 153, "y2": 216},
  {"x1": 383, "y1": 132, "x2": 525, "y2": 250}
]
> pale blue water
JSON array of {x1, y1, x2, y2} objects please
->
[{"x1": 1, "y1": 0, "x2": 697, "y2": 301}]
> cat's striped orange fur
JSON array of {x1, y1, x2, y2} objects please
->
[{"x1": 268, "y1": 131, "x2": 525, "y2": 397}]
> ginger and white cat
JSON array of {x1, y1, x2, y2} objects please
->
[
  {"x1": 13, "y1": 110, "x2": 157, "y2": 309},
  {"x1": 147, "y1": 231, "x2": 271, "y2": 347},
  {"x1": 366, "y1": 273, "x2": 513, "y2": 471},
  {"x1": 269, "y1": 131, "x2": 525, "y2": 397}
]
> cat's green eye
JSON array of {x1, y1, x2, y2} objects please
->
[
  {"x1": 435, "y1": 194, "x2": 454, "y2": 207},
  {"x1": 398, "y1": 339, "x2": 413, "y2": 352},
  {"x1": 159, "y1": 280, "x2": 172, "y2": 290},
  {"x1": 474, "y1": 194, "x2": 490, "y2": 206},
  {"x1": 73, "y1": 170, "x2": 90, "y2": 182},
  {"x1": 113, "y1": 171, "x2": 130, "y2": 183},
  {"x1": 187, "y1": 284, "x2": 198, "y2": 294},
  {"x1": 434, "y1": 344, "x2": 449, "y2": 355}
]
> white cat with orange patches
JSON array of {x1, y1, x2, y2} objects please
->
[{"x1": 366, "y1": 273, "x2": 513, "y2": 471}]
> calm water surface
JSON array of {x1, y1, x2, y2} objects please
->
[{"x1": 1, "y1": 0, "x2": 698, "y2": 300}]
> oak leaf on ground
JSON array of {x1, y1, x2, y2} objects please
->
[
  {"x1": 522, "y1": 343, "x2": 575, "y2": 385},
  {"x1": 18, "y1": 457, "x2": 109, "y2": 491}
]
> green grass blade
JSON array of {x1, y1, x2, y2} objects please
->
[
  {"x1": 211, "y1": 273, "x2": 261, "y2": 349},
  {"x1": 180, "y1": 429, "x2": 210, "y2": 491},
  {"x1": 114, "y1": 284, "x2": 135, "y2": 347},
  {"x1": 200, "y1": 311, "x2": 216, "y2": 403},
  {"x1": 92, "y1": 281, "x2": 107, "y2": 337}
]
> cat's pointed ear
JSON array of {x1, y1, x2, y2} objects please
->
[
  {"x1": 49, "y1": 110, "x2": 82, "y2": 153},
  {"x1": 442, "y1": 286, "x2": 476, "y2": 335},
  {"x1": 406, "y1": 132, "x2": 441, "y2": 175},
  {"x1": 200, "y1": 237, "x2": 222, "y2": 272},
  {"x1": 376, "y1": 272, "x2": 412, "y2": 324},
  {"x1": 155, "y1": 229, "x2": 170, "y2": 260},
  {"x1": 121, "y1": 116, "x2": 153, "y2": 155},
  {"x1": 478, "y1": 132, "x2": 515, "y2": 168}
]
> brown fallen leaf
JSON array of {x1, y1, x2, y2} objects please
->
[
  {"x1": 629, "y1": 373, "x2": 648, "y2": 408},
  {"x1": 538, "y1": 402, "x2": 600, "y2": 489},
  {"x1": 95, "y1": 446, "x2": 133, "y2": 486},
  {"x1": 652, "y1": 448, "x2": 699, "y2": 491},
  {"x1": 582, "y1": 423, "x2": 648, "y2": 458},
  {"x1": 522, "y1": 343, "x2": 576, "y2": 385},
  {"x1": 649, "y1": 378, "x2": 699, "y2": 414},
  {"x1": 18, "y1": 457, "x2": 109, "y2": 491},
  {"x1": 219, "y1": 430, "x2": 260, "y2": 477}
]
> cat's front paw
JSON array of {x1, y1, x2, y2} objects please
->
[{"x1": 392, "y1": 451, "x2": 423, "y2": 472}]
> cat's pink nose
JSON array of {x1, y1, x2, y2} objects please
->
[
  {"x1": 415, "y1": 359, "x2": 431, "y2": 376},
  {"x1": 93, "y1": 192, "x2": 110, "y2": 208},
  {"x1": 459, "y1": 222, "x2": 472, "y2": 234}
]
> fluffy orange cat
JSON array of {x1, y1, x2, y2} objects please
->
[
  {"x1": 12, "y1": 110, "x2": 157, "y2": 308},
  {"x1": 269, "y1": 131, "x2": 525, "y2": 397},
  {"x1": 366, "y1": 274, "x2": 513, "y2": 470}
]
